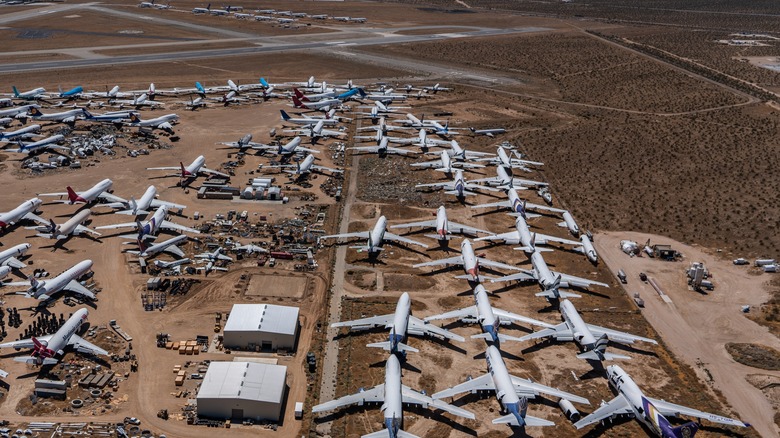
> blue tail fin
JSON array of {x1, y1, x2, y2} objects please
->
[
  {"x1": 12, "y1": 86, "x2": 19, "y2": 97},
  {"x1": 195, "y1": 82, "x2": 205, "y2": 94},
  {"x1": 280, "y1": 110, "x2": 290, "y2": 120},
  {"x1": 260, "y1": 78, "x2": 269, "y2": 88}
]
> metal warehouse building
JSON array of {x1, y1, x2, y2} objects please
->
[
  {"x1": 196, "y1": 361, "x2": 287, "y2": 422},
  {"x1": 223, "y1": 304, "x2": 299, "y2": 351}
]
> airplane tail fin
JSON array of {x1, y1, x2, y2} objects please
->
[
  {"x1": 28, "y1": 107, "x2": 42, "y2": 117},
  {"x1": 260, "y1": 77, "x2": 269, "y2": 88},
  {"x1": 292, "y1": 95, "x2": 304, "y2": 108},
  {"x1": 12, "y1": 86, "x2": 19, "y2": 97},
  {"x1": 66, "y1": 186, "x2": 80, "y2": 204},
  {"x1": 292, "y1": 87, "x2": 306, "y2": 99},
  {"x1": 665, "y1": 421, "x2": 700, "y2": 438},
  {"x1": 129, "y1": 113, "x2": 141, "y2": 123},
  {"x1": 180, "y1": 162, "x2": 187, "y2": 178},
  {"x1": 358, "y1": 88, "x2": 367, "y2": 98},
  {"x1": 195, "y1": 81, "x2": 205, "y2": 95},
  {"x1": 280, "y1": 109, "x2": 291, "y2": 121},
  {"x1": 47, "y1": 218, "x2": 56, "y2": 234}
]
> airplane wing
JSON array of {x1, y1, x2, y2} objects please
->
[
  {"x1": 510, "y1": 375, "x2": 590, "y2": 404},
  {"x1": 645, "y1": 397, "x2": 749, "y2": 427},
  {"x1": 319, "y1": 231, "x2": 370, "y2": 241},
  {"x1": 312, "y1": 384, "x2": 385, "y2": 413},
  {"x1": 95, "y1": 222, "x2": 137, "y2": 231},
  {"x1": 1, "y1": 257, "x2": 26, "y2": 269},
  {"x1": 200, "y1": 167, "x2": 229, "y2": 178},
  {"x1": 75, "y1": 225, "x2": 101, "y2": 237},
  {"x1": 389, "y1": 219, "x2": 437, "y2": 230},
  {"x1": 516, "y1": 323, "x2": 568, "y2": 342},
  {"x1": 331, "y1": 314, "x2": 393, "y2": 329},
  {"x1": 575, "y1": 396, "x2": 632, "y2": 429},
  {"x1": 146, "y1": 166, "x2": 179, "y2": 171},
  {"x1": 409, "y1": 160, "x2": 443, "y2": 169},
  {"x1": 407, "y1": 316, "x2": 464, "y2": 342},
  {"x1": 447, "y1": 221, "x2": 491, "y2": 236},
  {"x1": 363, "y1": 429, "x2": 419, "y2": 438},
  {"x1": 37, "y1": 191, "x2": 68, "y2": 197},
  {"x1": 475, "y1": 231, "x2": 519, "y2": 242},
  {"x1": 68, "y1": 334, "x2": 109, "y2": 356},
  {"x1": 160, "y1": 220, "x2": 201, "y2": 234},
  {"x1": 489, "y1": 269, "x2": 537, "y2": 283},
  {"x1": 164, "y1": 245, "x2": 185, "y2": 258},
  {"x1": 150, "y1": 199, "x2": 187, "y2": 211},
  {"x1": 412, "y1": 255, "x2": 464, "y2": 269},
  {"x1": 586, "y1": 324, "x2": 657, "y2": 345},
  {"x1": 470, "y1": 200, "x2": 510, "y2": 210},
  {"x1": 424, "y1": 306, "x2": 477, "y2": 322},
  {"x1": 64, "y1": 280, "x2": 95, "y2": 299},
  {"x1": 535, "y1": 233, "x2": 580, "y2": 247},
  {"x1": 0, "y1": 334, "x2": 53, "y2": 350},
  {"x1": 432, "y1": 373, "x2": 494, "y2": 399},
  {"x1": 98, "y1": 192, "x2": 125, "y2": 203},
  {"x1": 401, "y1": 385, "x2": 475, "y2": 419},
  {"x1": 311, "y1": 164, "x2": 343, "y2": 174},
  {"x1": 554, "y1": 272, "x2": 609, "y2": 289},
  {"x1": 492, "y1": 309, "x2": 555, "y2": 329},
  {"x1": 383, "y1": 232, "x2": 428, "y2": 248},
  {"x1": 476, "y1": 257, "x2": 522, "y2": 272}
]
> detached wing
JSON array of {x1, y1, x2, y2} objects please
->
[
  {"x1": 68, "y1": 334, "x2": 109, "y2": 356},
  {"x1": 312, "y1": 384, "x2": 384, "y2": 413},
  {"x1": 646, "y1": 397, "x2": 749, "y2": 427},
  {"x1": 383, "y1": 232, "x2": 428, "y2": 248},
  {"x1": 401, "y1": 385, "x2": 474, "y2": 419},
  {"x1": 408, "y1": 316, "x2": 464, "y2": 342},
  {"x1": 574, "y1": 395, "x2": 632, "y2": 429}
]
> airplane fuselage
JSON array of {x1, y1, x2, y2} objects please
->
[
  {"x1": 474, "y1": 285, "x2": 500, "y2": 342},
  {"x1": 54, "y1": 208, "x2": 92, "y2": 237},
  {"x1": 368, "y1": 215, "x2": 388, "y2": 252},
  {"x1": 72, "y1": 178, "x2": 113, "y2": 203},
  {"x1": 435, "y1": 206, "x2": 448, "y2": 237},
  {"x1": 383, "y1": 354, "x2": 405, "y2": 436},
  {"x1": 461, "y1": 239, "x2": 479, "y2": 280},
  {"x1": 40, "y1": 308, "x2": 89, "y2": 359},
  {"x1": 0, "y1": 243, "x2": 31, "y2": 264},
  {"x1": 486, "y1": 345, "x2": 526, "y2": 425},
  {"x1": 531, "y1": 250, "x2": 555, "y2": 287},
  {"x1": 185, "y1": 156, "x2": 207, "y2": 176},
  {"x1": 560, "y1": 299, "x2": 597, "y2": 348},
  {"x1": 140, "y1": 234, "x2": 187, "y2": 257},
  {"x1": 30, "y1": 259, "x2": 92, "y2": 299},
  {"x1": 0, "y1": 198, "x2": 41, "y2": 228}
]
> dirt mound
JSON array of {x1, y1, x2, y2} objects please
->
[
  {"x1": 384, "y1": 273, "x2": 436, "y2": 291},
  {"x1": 726, "y1": 343, "x2": 780, "y2": 371}
]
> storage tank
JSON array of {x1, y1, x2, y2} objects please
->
[{"x1": 241, "y1": 187, "x2": 254, "y2": 199}]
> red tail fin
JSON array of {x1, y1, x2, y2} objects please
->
[
  {"x1": 292, "y1": 95, "x2": 304, "y2": 108},
  {"x1": 32, "y1": 336, "x2": 44, "y2": 349},
  {"x1": 66, "y1": 186, "x2": 79, "y2": 203},
  {"x1": 180, "y1": 162, "x2": 187, "y2": 178},
  {"x1": 293, "y1": 87, "x2": 305, "y2": 99}
]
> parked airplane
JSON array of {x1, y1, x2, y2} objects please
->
[
  {"x1": 0, "y1": 125, "x2": 40, "y2": 142},
  {"x1": 194, "y1": 247, "x2": 233, "y2": 273},
  {"x1": 425, "y1": 284, "x2": 551, "y2": 344},
  {"x1": 574, "y1": 234, "x2": 598, "y2": 263},
  {"x1": 471, "y1": 167, "x2": 547, "y2": 192},
  {"x1": 127, "y1": 113, "x2": 177, "y2": 132},
  {"x1": 475, "y1": 146, "x2": 542, "y2": 170},
  {"x1": 192, "y1": 4, "x2": 212, "y2": 14},
  {"x1": 433, "y1": 345, "x2": 589, "y2": 427},
  {"x1": 413, "y1": 239, "x2": 521, "y2": 282},
  {"x1": 0, "y1": 104, "x2": 40, "y2": 120},
  {"x1": 332, "y1": 292, "x2": 463, "y2": 354},
  {"x1": 0, "y1": 243, "x2": 32, "y2": 269},
  {"x1": 57, "y1": 86, "x2": 84, "y2": 99},
  {"x1": 319, "y1": 215, "x2": 427, "y2": 256},
  {"x1": 285, "y1": 120, "x2": 345, "y2": 140},
  {"x1": 390, "y1": 205, "x2": 491, "y2": 244},
  {"x1": 96, "y1": 205, "x2": 200, "y2": 239},
  {"x1": 469, "y1": 127, "x2": 506, "y2": 138},
  {"x1": 348, "y1": 136, "x2": 416, "y2": 156},
  {"x1": 154, "y1": 258, "x2": 191, "y2": 269},
  {"x1": 519, "y1": 299, "x2": 656, "y2": 360},
  {"x1": 256, "y1": 137, "x2": 319, "y2": 157},
  {"x1": 313, "y1": 354, "x2": 474, "y2": 438},
  {"x1": 357, "y1": 101, "x2": 410, "y2": 120},
  {"x1": 217, "y1": 133, "x2": 262, "y2": 151},
  {"x1": 27, "y1": 107, "x2": 85, "y2": 125},
  {"x1": 125, "y1": 234, "x2": 188, "y2": 260},
  {"x1": 292, "y1": 87, "x2": 336, "y2": 102},
  {"x1": 279, "y1": 109, "x2": 339, "y2": 126},
  {"x1": 0, "y1": 198, "x2": 43, "y2": 231},
  {"x1": 411, "y1": 150, "x2": 485, "y2": 174},
  {"x1": 104, "y1": 185, "x2": 186, "y2": 217},
  {"x1": 471, "y1": 188, "x2": 561, "y2": 220},
  {"x1": 83, "y1": 109, "x2": 135, "y2": 124},
  {"x1": 12, "y1": 134, "x2": 68, "y2": 155},
  {"x1": 575, "y1": 365, "x2": 749, "y2": 435},
  {"x1": 0, "y1": 308, "x2": 108, "y2": 366},
  {"x1": 475, "y1": 216, "x2": 579, "y2": 253},
  {"x1": 274, "y1": 154, "x2": 341, "y2": 178},
  {"x1": 437, "y1": 140, "x2": 494, "y2": 161},
  {"x1": 39, "y1": 178, "x2": 115, "y2": 205},
  {"x1": 233, "y1": 243, "x2": 268, "y2": 254},
  {"x1": 292, "y1": 95, "x2": 341, "y2": 111},
  {"x1": 490, "y1": 249, "x2": 609, "y2": 299},
  {"x1": 6, "y1": 259, "x2": 95, "y2": 300},
  {"x1": 27, "y1": 208, "x2": 100, "y2": 240},
  {"x1": 423, "y1": 83, "x2": 452, "y2": 93},
  {"x1": 415, "y1": 169, "x2": 499, "y2": 200},
  {"x1": 12, "y1": 86, "x2": 47, "y2": 100},
  {"x1": 111, "y1": 93, "x2": 163, "y2": 109},
  {"x1": 147, "y1": 155, "x2": 228, "y2": 181}
]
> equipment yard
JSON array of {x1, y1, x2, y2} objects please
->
[{"x1": 0, "y1": 0, "x2": 777, "y2": 437}]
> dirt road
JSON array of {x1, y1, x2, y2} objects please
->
[{"x1": 595, "y1": 231, "x2": 779, "y2": 438}]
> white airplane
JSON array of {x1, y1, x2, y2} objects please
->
[
  {"x1": 110, "y1": 93, "x2": 164, "y2": 108},
  {"x1": 313, "y1": 354, "x2": 474, "y2": 438},
  {"x1": 518, "y1": 299, "x2": 656, "y2": 360},
  {"x1": 575, "y1": 365, "x2": 749, "y2": 436},
  {"x1": 0, "y1": 243, "x2": 32, "y2": 269},
  {"x1": 475, "y1": 146, "x2": 542, "y2": 170},
  {"x1": 154, "y1": 258, "x2": 191, "y2": 270},
  {"x1": 473, "y1": 166, "x2": 548, "y2": 190},
  {"x1": 319, "y1": 215, "x2": 427, "y2": 256},
  {"x1": 331, "y1": 292, "x2": 463, "y2": 355},
  {"x1": 12, "y1": 134, "x2": 68, "y2": 155},
  {"x1": 104, "y1": 185, "x2": 186, "y2": 216},
  {"x1": 357, "y1": 101, "x2": 410, "y2": 120},
  {"x1": 0, "y1": 308, "x2": 108, "y2": 366},
  {"x1": 292, "y1": 95, "x2": 341, "y2": 111},
  {"x1": 27, "y1": 208, "x2": 100, "y2": 240},
  {"x1": 436, "y1": 140, "x2": 494, "y2": 161},
  {"x1": 12, "y1": 86, "x2": 47, "y2": 100},
  {"x1": 490, "y1": 249, "x2": 609, "y2": 299},
  {"x1": 574, "y1": 234, "x2": 598, "y2": 263},
  {"x1": 27, "y1": 107, "x2": 85, "y2": 124},
  {"x1": 6, "y1": 259, "x2": 95, "y2": 300},
  {"x1": 395, "y1": 113, "x2": 443, "y2": 129},
  {"x1": 470, "y1": 187, "x2": 562, "y2": 219},
  {"x1": 348, "y1": 137, "x2": 416, "y2": 156},
  {"x1": 233, "y1": 242, "x2": 268, "y2": 254},
  {"x1": 279, "y1": 109, "x2": 340, "y2": 126},
  {"x1": 83, "y1": 109, "x2": 135, "y2": 124},
  {"x1": 433, "y1": 345, "x2": 589, "y2": 427},
  {"x1": 185, "y1": 96, "x2": 207, "y2": 110},
  {"x1": 475, "y1": 216, "x2": 579, "y2": 253},
  {"x1": 285, "y1": 119, "x2": 345, "y2": 140},
  {"x1": 0, "y1": 198, "x2": 43, "y2": 231},
  {"x1": 410, "y1": 150, "x2": 485, "y2": 174},
  {"x1": 415, "y1": 169, "x2": 499, "y2": 199},
  {"x1": 0, "y1": 104, "x2": 40, "y2": 120},
  {"x1": 423, "y1": 83, "x2": 452, "y2": 93},
  {"x1": 413, "y1": 239, "x2": 520, "y2": 282},
  {"x1": 0, "y1": 124, "x2": 41, "y2": 142},
  {"x1": 147, "y1": 155, "x2": 228, "y2": 181},
  {"x1": 558, "y1": 210, "x2": 580, "y2": 236},
  {"x1": 217, "y1": 133, "x2": 261, "y2": 150},
  {"x1": 127, "y1": 113, "x2": 177, "y2": 132},
  {"x1": 125, "y1": 234, "x2": 188, "y2": 259},
  {"x1": 425, "y1": 284, "x2": 551, "y2": 344},
  {"x1": 253, "y1": 136, "x2": 319, "y2": 156},
  {"x1": 194, "y1": 247, "x2": 232, "y2": 273},
  {"x1": 96, "y1": 205, "x2": 200, "y2": 239},
  {"x1": 363, "y1": 89, "x2": 407, "y2": 102},
  {"x1": 389, "y1": 205, "x2": 490, "y2": 244},
  {"x1": 293, "y1": 87, "x2": 336, "y2": 102},
  {"x1": 274, "y1": 154, "x2": 341, "y2": 178},
  {"x1": 469, "y1": 127, "x2": 506, "y2": 138},
  {"x1": 39, "y1": 178, "x2": 115, "y2": 205},
  {"x1": 192, "y1": 4, "x2": 212, "y2": 13}
]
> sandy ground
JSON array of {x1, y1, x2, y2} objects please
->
[{"x1": 595, "y1": 231, "x2": 780, "y2": 438}]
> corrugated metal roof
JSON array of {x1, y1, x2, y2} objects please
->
[
  {"x1": 197, "y1": 361, "x2": 286, "y2": 403},
  {"x1": 223, "y1": 303, "x2": 299, "y2": 336}
]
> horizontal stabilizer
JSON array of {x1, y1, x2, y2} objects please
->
[
  {"x1": 362, "y1": 430, "x2": 421, "y2": 438},
  {"x1": 577, "y1": 350, "x2": 631, "y2": 361},
  {"x1": 535, "y1": 289, "x2": 581, "y2": 299},
  {"x1": 508, "y1": 212, "x2": 541, "y2": 219},
  {"x1": 454, "y1": 274, "x2": 494, "y2": 282}
]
